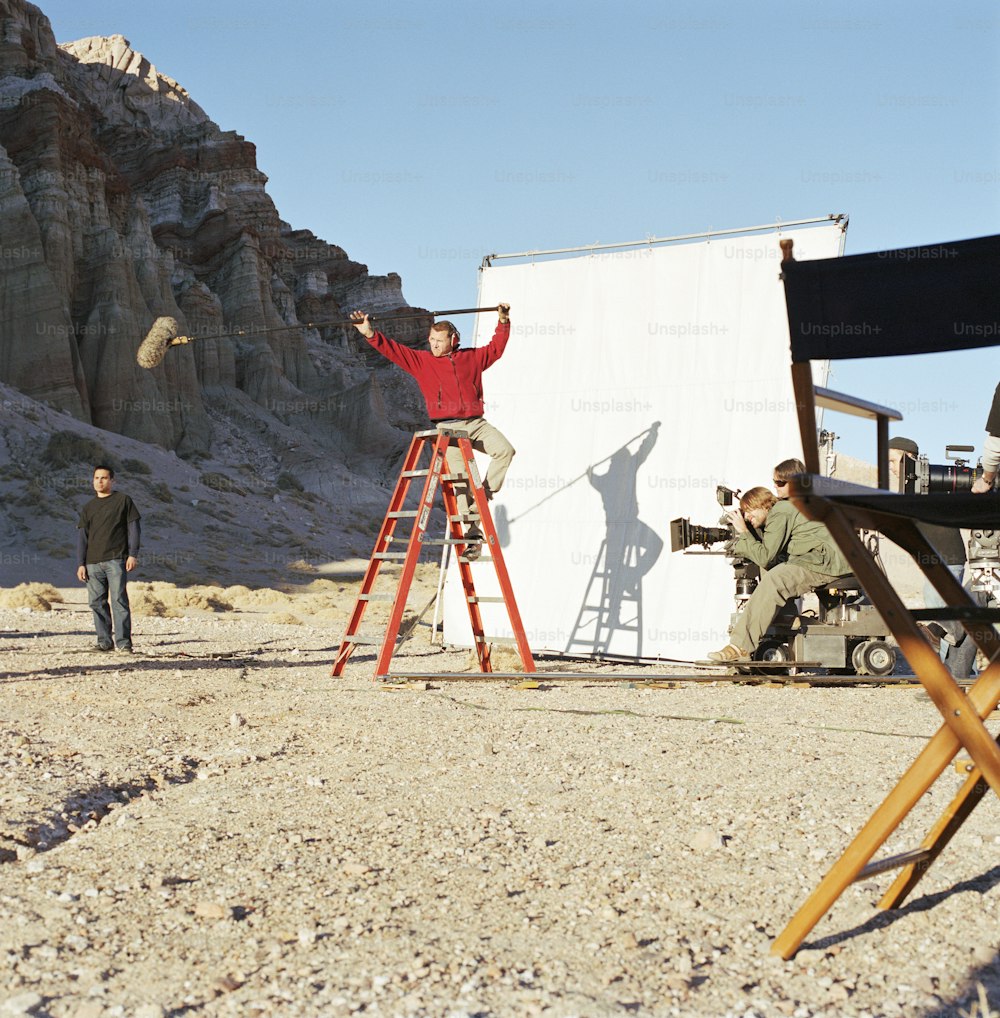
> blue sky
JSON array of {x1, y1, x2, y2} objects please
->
[{"x1": 41, "y1": 0, "x2": 1000, "y2": 466}]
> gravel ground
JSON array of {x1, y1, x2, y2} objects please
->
[{"x1": 1, "y1": 594, "x2": 998, "y2": 1018}]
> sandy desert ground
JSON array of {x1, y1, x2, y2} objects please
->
[{"x1": 0, "y1": 577, "x2": 998, "y2": 1018}]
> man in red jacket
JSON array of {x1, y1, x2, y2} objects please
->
[{"x1": 351, "y1": 304, "x2": 514, "y2": 558}]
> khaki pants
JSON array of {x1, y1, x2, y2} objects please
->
[
  {"x1": 436, "y1": 417, "x2": 515, "y2": 521},
  {"x1": 730, "y1": 561, "x2": 845, "y2": 652}
]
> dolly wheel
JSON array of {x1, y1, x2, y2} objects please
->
[
  {"x1": 749, "y1": 639, "x2": 791, "y2": 676},
  {"x1": 852, "y1": 639, "x2": 896, "y2": 677}
]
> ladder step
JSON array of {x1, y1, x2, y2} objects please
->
[
  {"x1": 343, "y1": 634, "x2": 383, "y2": 645},
  {"x1": 468, "y1": 596, "x2": 505, "y2": 603},
  {"x1": 401, "y1": 469, "x2": 429, "y2": 478},
  {"x1": 359, "y1": 593, "x2": 396, "y2": 602},
  {"x1": 386, "y1": 510, "x2": 418, "y2": 519},
  {"x1": 374, "y1": 552, "x2": 409, "y2": 560}
]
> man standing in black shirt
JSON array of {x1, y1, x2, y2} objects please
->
[{"x1": 77, "y1": 465, "x2": 141, "y2": 652}]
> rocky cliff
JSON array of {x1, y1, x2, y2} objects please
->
[{"x1": 0, "y1": 0, "x2": 428, "y2": 467}]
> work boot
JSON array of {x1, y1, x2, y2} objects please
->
[
  {"x1": 917, "y1": 622, "x2": 944, "y2": 652},
  {"x1": 706, "y1": 644, "x2": 749, "y2": 663},
  {"x1": 463, "y1": 525, "x2": 483, "y2": 561}
]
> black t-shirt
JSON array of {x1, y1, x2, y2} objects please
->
[{"x1": 78, "y1": 492, "x2": 140, "y2": 564}]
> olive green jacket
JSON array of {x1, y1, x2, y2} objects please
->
[{"x1": 733, "y1": 499, "x2": 851, "y2": 576}]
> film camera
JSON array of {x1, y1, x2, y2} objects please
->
[
  {"x1": 894, "y1": 442, "x2": 1000, "y2": 598},
  {"x1": 671, "y1": 485, "x2": 895, "y2": 676},
  {"x1": 896, "y1": 445, "x2": 980, "y2": 494},
  {"x1": 670, "y1": 486, "x2": 762, "y2": 607},
  {"x1": 896, "y1": 444, "x2": 1000, "y2": 647},
  {"x1": 669, "y1": 484, "x2": 738, "y2": 552}
]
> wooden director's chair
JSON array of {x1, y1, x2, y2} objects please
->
[{"x1": 771, "y1": 232, "x2": 1000, "y2": 959}]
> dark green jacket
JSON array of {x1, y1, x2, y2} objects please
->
[{"x1": 733, "y1": 499, "x2": 850, "y2": 576}]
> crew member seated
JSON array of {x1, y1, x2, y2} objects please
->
[{"x1": 707, "y1": 486, "x2": 852, "y2": 662}]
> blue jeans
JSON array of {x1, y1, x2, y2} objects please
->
[
  {"x1": 923, "y1": 564, "x2": 974, "y2": 679},
  {"x1": 86, "y1": 559, "x2": 132, "y2": 648}
]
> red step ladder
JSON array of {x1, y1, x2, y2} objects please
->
[{"x1": 331, "y1": 428, "x2": 536, "y2": 680}]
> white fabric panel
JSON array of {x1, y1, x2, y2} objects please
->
[{"x1": 443, "y1": 224, "x2": 843, "y2": 662}]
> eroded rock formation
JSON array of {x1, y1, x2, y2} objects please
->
[{"x1": 0, "y1": 0, "x2": 424, "y2": 462}]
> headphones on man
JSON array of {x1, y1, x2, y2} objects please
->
[
  {"x1": 435, "y1": 320, "x2": 460, "y2": 351},
  {"x1": 429, "y1": 319, "x2": 462, "y2": 352}
]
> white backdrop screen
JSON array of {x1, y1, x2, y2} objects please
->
[{"x1": 443, "y1": 224, "x2": 843, "y2": 661}]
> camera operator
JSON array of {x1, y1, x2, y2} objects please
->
[
  {"x1": 971, "y1": 382, "x2": 1000, "y2": 493},
  {"x1": 706, "y1": 486, "x2": 851, "y2": 663},
  {"x1": 888, "y1": 436, "x2": 973, "y2": 678}
]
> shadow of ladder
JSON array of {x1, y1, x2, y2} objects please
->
[{"x1": 565, "y1": 537, "x2": 643, "y2": 657}]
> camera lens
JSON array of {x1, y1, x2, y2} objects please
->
[{"x1": 926, "y1": 464, "x2": 975, "y2": 494}]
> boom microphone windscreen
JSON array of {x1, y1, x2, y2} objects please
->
[{"x1": 136, "y1": 316, "x2": 183, "y2": 369}]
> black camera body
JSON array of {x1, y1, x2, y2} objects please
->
[{"x1": 670, "y1": 485, "x2": 895, "y2": 675}]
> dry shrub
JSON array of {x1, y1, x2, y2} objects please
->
[
  {"x1": 128, "y1": 584, "x2": 178, "y2": 618},
  {"x1": 305, "y1": 608, "x2": 344, "y2": 624},
  {"x1": 266, "y1": 612, "x2": 302, "y2": 626},
  {"x1": 163, "y1": 587, "x2": 233, "y2": 613},
  {"x1": 223, "y1": 587, "x2": 293, "y2": 610},
  {"x1": 32, "y1": 583, "x2": 62, "y2": 603},
  {"x1": 464, "y1": 646, "x2": 526, "y2": 673},
  {"x1": 132, "y1": 581, "x2": 232, "y2": 614},
  {"x1": 296, "y1": 578, "x2": 342, "y2": 596},
  {"x1": 42, "y1": 431, "x2": 111, "y2": 469},
  {"x1": 492, "y1": 647, "x2": 529, "y2": 673},
  {"x1": 0, "y1": 583, "x2": 65, "y2": 612},
  {"x1": 293, "y1": 593, "x2": 341, "y2": 616},
  {"x1": 287, "y1": 559, "x2": 317, "y2": 574}
]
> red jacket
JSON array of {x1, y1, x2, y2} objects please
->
[{"x1": 365, "y1": 322, "x2": 510, "y2": 420}]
